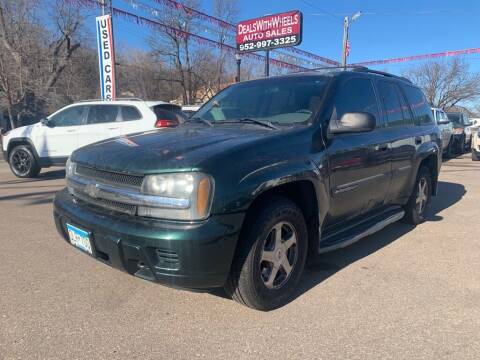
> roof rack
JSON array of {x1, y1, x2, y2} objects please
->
[
  {"x1": 76, "y1": 97, "x2": 145, "y2": 103},
  {"x1": 354, "y1": 68, "x2": 412, "y2": 83},
  {"x1": 292, "y1": 66, "x2": 413, "y2": 83}
]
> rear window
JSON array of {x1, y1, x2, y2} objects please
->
[
  {"x1": 400, "y1": 85, "x2": 433, "y2": 125},
  {"x1": 152, "y1": 105, "x2": 186, "y2": 122},
  {"x1": 121, "y1": 106, "x2": 142, "y2": 121}
]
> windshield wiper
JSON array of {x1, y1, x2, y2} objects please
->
[
  {"x1": 184, "y1": 117, "x2": 213, "y2": 127},
  {"x1": 221, "y1": 118, "x2": 279, "y2": 130}
]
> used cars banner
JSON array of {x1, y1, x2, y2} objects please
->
[
  {"x1": 96, "y1": 15, "x2": 116, "y2": 100},
  {"x1": 236, "y1": 10, "x2": 303, "y2": 53}
]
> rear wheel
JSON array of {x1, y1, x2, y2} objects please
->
[
  {"x1": 224, "y1": 197, "x2": 308, "y2": 311},
  {"x1": 9, "y1": 145, "x2": 41, "y2": 178},
  {"x1": 445, "y1": 137, "x2": 454, "y2": 158},
  {"x1": 403, "y1": 166, "x2": 432, "y2": 225},
  {"x1": 472, "y1": 150, "x2": 480, "y2": 161}
]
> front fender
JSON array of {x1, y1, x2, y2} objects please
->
[{"x1": 215, "y1": 158, "x2": 329, "y2": 225}]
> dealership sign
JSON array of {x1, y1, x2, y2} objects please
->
[
  {"x1": 96, "y1": 15, "x2": 116, "y2": 100},
  {"x1": 236, "y1": 10, "x2": 302, "y2": 53}
]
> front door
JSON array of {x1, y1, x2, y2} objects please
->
[
  {"x1": 34, "y1": 105, "x2": 87, "y2": 158},
  {"x1": 326, "y1": 77, "x2": 391, "y2": 225}
]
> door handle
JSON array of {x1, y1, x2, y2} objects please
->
[
  {"x1": 415, "y1": 136, "x2": 422, "y2": 145},
  {"x1": 66, "y1": 129, "x2": 76, "y2": 133},
  {"x1": 376, "y1": 144, "x2": 388, "y2": 151},
  {"x1": 107, "y1": 127, "x2": 119, "y2": 130}
]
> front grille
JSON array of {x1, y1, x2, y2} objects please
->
[
  {"x1": 76, "y1": 164, "x2": 144, "y2": 188},
  {"x1": 72, "y1": 189, "x2": 137, "y2": 215}
]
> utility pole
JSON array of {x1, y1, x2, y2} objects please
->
[
  {"x1": 341, "y1": 11, "x2": 362, "y2": 68},
  {"x1": 109, "y1": 0, "x2": 118, "y2": 98},
  {"x1": 100, "y1": 0, "x2": 106, "y2": 15},
  {"x1": 341, "y1": 16, "x2": 349, "y2": 68}
]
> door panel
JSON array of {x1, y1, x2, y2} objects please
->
[
  {"x1": 77, "y1": 105, "x2": 122, "y2": 148},
  {"x1": 326, "y1": 77, "x2": 391, "y2": 225},
  {"x1": 34, "y1": 105, "x2": 87, "y2": 158}
]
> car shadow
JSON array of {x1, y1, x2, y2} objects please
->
[
  {"x1": 208, "y1": 181, "x2": 466, "y2": 307},
  {"x1": 0, "y1": 169, "x2": 65, "y2": 185}
]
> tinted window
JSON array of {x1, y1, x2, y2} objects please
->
[
  {"x1": 49, "y1": 106, "x2": 86, "y2": 127},
  {"x1": 334, "y1": 78, "x2": 379, "y2": 122},
  {"x1": 121, "y1": 106, "x2": 142, "y2": 121},
  {"x1": 377, "y1": 81, "x2": 404, "y2": 127},
  {"x1": 195, "y1": 76, "x2": 330, "y2": 125},
  {"x1": 87, "y1": 105, "x2": 119, "y2": 124},
  {"x1": 447, "y1": 113, "x2": 461, "y2": 125},
  {"x1": 401, "y1": 85, "x2": 433, "y2": 125}
]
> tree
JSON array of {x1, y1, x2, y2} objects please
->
[
  {"x1": 0, "y1": 0, "x2": 83, "y2": 128},
  {"x1": 404, "y1": 58, "x2": 480, "y2": 109}
]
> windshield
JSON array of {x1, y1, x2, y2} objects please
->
[
  {"x1": 195, "y1": 76, "x2": 330, "y2": 126},
  {"x1": 447, "y1": 113, "x2": 462, "y2": 126}
]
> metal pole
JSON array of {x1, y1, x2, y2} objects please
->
[
  {"x1": 341, "y1": 16, "x2": 349, "y2": 68},
  {"x1": 265, "y1": 50, "x2": 270, "y2": 77},
  {"x1": 236, "y1": 58, "x2": 241, "y2": 82},
  {"x1": 101, "y1": 0, "x2": 105, "y2": 15},
  {"x1": 109, "y1": 0, "x2": 117, "y2": 98}
]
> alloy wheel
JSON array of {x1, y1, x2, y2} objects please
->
[
  {"x1": 11, "y1": 149, "x2": 32, "y2": 176},
  {"x1": 260, "y1": 221, "x2": 298, "y2": 289},
  {"x1": 415, "y1": 177, "x2": 428, "y2": 214}
]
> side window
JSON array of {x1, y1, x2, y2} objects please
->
[
  {"x1": 377, "y1": 81, "x2": 405, "y2": 127},
  {"x1": 87, "y1": 105, "x2": 119, "y2": 124},
  {"x1": 121, "y1": 106, "x2": 142, "y2": 121},
  {"x1": 400, "y1": 85, "x2": 433, "y2": 125},
  {"x1": 334, "y1": 78, "x2": 379, "y2": 124},
  {"x1": 48, "y1": 106, "x2": 87, "y2": 127}
]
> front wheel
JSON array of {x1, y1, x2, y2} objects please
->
[
  {"x1": 403, "y1": 166, "x2": 432, "y2": 225},
  {"x1": 9, "y1": 145, "x2": 41, "y2": 178},
  {"x1": 224, "y1": 197, "x2": 308, "y2": 311}
]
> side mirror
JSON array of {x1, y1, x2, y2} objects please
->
[
  {"x1": 437, "y1": 119, "x2": 450, "y2": 125},
  {"x1": 330, "y1": 112, "x2": 376, "y2": 134},
  {"x1": 42, "y1": 118, "x2": 55, "y2": 127}
]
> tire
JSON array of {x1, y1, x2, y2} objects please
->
[
  {"x1": 9, "y1": 145, "x2": 41, "y2": 178},
  {"x1": 403, "y1": 166, "x2": 432, "y2": 225},
  {"x1": 445, "y1": 137, "x2": 453, "y2": 159},
  {"x1": 472, "y1": 150, "x2": 480, "y2": 161},
  {"x1": 224, "y1": 197, "x2": 308, "y2": 311},
  {"x1": 456, "y1": 136, "x2": 465, "y2": 154}
]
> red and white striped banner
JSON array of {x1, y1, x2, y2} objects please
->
[{"x1": 353, "y1": 47, "x2": 480, "y2": 66}]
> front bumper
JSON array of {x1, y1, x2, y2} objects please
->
[{"x1": 53, "y1": 189, "x2": 244, "y2": 289}]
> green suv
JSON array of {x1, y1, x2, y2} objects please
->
[{"x1": 54, "y1": 67, "x2": 442, "y2": 310}]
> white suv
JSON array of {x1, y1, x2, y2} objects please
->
[{"x1": 1, "y1": 99, "x2": 186, "y2": 178}]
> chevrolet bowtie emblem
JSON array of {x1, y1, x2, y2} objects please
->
[{"x1": 85, "y1": 183, "x2": 99, "y2": 199}]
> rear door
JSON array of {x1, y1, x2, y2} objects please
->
[
  {"x1": 326, "y1": 77, "x2": 391, "y2": 224},
  {"x1": 117, "y1": 105, "x2": 150, "y2": 135},
  {"x1": 77, "y1": 104, "x2": 121, "y2": 148},
  {"x1": 375, "y1": 80, "x2": 417, "y2": 204}
]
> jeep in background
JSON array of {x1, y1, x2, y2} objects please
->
[
  {"x1": 53, "y1": 67, "x2": 442, "y2": 310},
  {"x1": 1, "y1": 99, "x2": 186, "y2": 178},
  {"x1": 446, "y1": 112, "x2": 473, "y2": 153},
  {"x1": 431, "y1": 107, "x2": 454, "y2": 157}
]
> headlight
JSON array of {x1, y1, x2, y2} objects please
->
[
  {"x1": 138, "y1": 172, "x2": 214, "y2": 220},
  {"x1": 66, "y1": 158, "x2": 76, "y2": 178}
]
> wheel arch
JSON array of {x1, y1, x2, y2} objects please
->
[{"x1": 6, "y1": 137, "x2": 40, "y2": 163}]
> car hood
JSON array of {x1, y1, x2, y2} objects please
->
[
  {"x1": 4, "y1": 123, "x2": 39, "y2": 139},
  {"x1": 71, "y1": 125, "x2": 277, "y2": 174}
]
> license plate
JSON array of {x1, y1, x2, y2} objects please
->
[{"x1": 66, "y1": 223, "x2": 93, "y2": 255}]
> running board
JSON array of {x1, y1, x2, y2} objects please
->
[{"x1": 318, "y1": 209, "x2": 405, "y2": 254}]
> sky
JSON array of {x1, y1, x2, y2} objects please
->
[{"x1": 108, "y1": 0, "x2": 480, "y2": 74}]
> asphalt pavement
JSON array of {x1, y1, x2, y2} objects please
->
[{"x1": 0, "y1": 155, "x2": 479, "y2": 359}]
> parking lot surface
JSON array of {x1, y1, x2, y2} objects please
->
[{"x1": 0, "y1": 155, "x2": 479, "y2": 359}]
